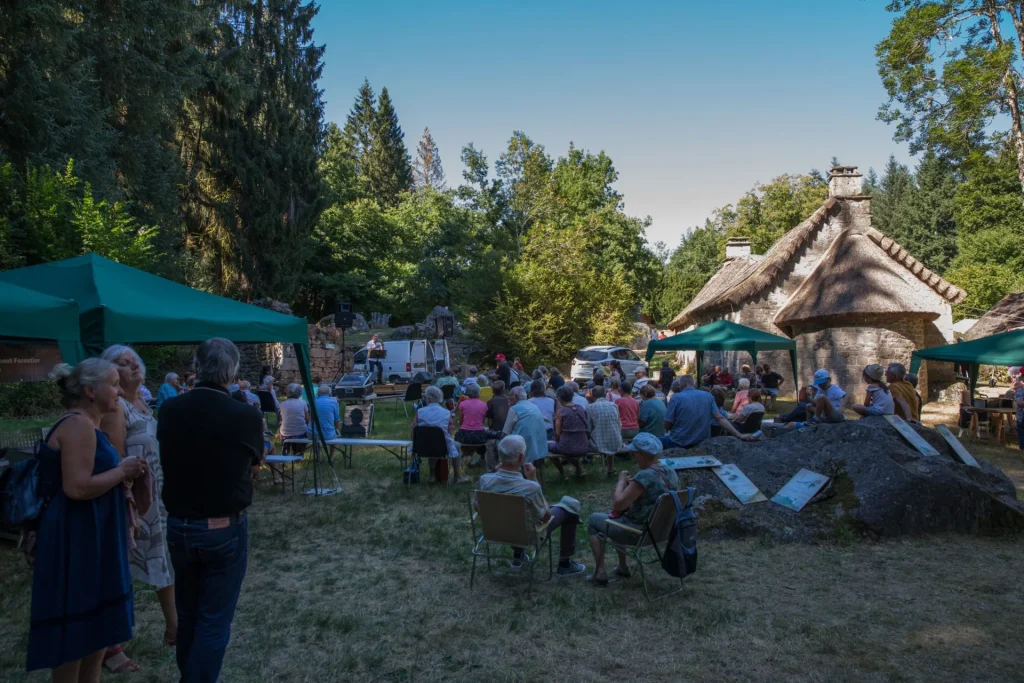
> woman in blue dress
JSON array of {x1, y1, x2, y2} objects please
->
[{"x1": 27, "y1": 358, "x2": 146, "y2": 681}]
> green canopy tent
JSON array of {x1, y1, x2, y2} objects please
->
[
  {"x1": 645, "y1": 319, "x2": 798, "y2": 389},
  {"x1": 0, "y1": 254, "x2": 337, "y2": 491},
  {"x1": 910, "y1": 328, "x2": 1024, "y2": 397},
  {"x1": 0, "y1": 281, "x2": 84, "y2": 365}
]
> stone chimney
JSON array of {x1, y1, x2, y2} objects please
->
[
  {"x1": 829, "y1": 166, "x2": 863, "y2": 198},
  {"x1": 725, "y1": 236, "x2": 752, "y2": 260}
]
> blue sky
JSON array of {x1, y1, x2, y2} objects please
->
[{"x1": 313, "y1": 0, "x2": 910, "y2": 247}]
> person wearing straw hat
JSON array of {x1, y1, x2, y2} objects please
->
[
  {"x1": 586, "y1": 433, "x2": 678, "y2": 586},
  {"x1": 851, "y1": 364, "x2": 895, "y2": 417}
]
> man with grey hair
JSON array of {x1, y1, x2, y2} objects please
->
[
  {"x1": 662, "y1": 374, "x2": 753, "y2": 449},
  {"x1": 565, "y1": 380, "x2": 589, "y2": 410},
  {"x1": 157, "y1": 371, "x2": 181, "y2": 411},
  {"x1": 502, "y1": 385, "x2": 549, "y2": 468},
  {"x1": 474, "y1": 435, "x2": 586, "y2": 575},
  {"x1": 587, "y1": 385, "x2": 623, "y2": 475},
  {"x1": 157, "y1": 338, "x2": 263, "y2": 682},
  {"x1": 885, "y1": 362, "x2": 919, "y2": 422}
]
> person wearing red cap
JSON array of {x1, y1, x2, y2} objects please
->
[{"x1": 493, "y1": 353, "x2": 512, "y2": 388}]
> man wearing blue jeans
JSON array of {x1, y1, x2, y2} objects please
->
[
  {"x1": 158, "y1": 338, "x2": 264, "y2": 682},
  {"x1": 660, "y1": 375, "x2": 751, "y2": 449}
]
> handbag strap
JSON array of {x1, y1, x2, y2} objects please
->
[{"x1": 38, "y1": 412, "x2": 82, "y2": 453}]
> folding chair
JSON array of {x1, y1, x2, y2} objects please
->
[
  {"x1": 469, "y1": 491, "x2": 552, "y2": 597},
  {"x1": 402, "y1": 382, "x2": 423, "y2": 417},
  {"x1": 412, "y1": 425, "x2": 450, "y2": 484},
  {"x1": 737, "y1": 411, "x2": 764, "y2": 434},
  {"x1": 478, "y1": 386, "x2": 493, "y2": 402},
  {"x1": 972, "y1": 399, "x2": 990, "y2": 439},
  {"x1": 604, "y1": 490, "x2": 690, "y2": 602}
]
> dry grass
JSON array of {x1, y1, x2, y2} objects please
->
[{"x1": 2, "y1": 402, "x2": 1024, "y2": 682}]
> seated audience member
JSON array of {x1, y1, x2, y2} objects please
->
[
  {"x1": 637, "y1": 384, "x2": 666, "y2": 436},
  {"x1": 616, "y1": 381, "x2": 640, "y2": 441},
  {"x1": 731, "y1": 388, "x2": 765, "y2": 430},
  {"x1": 606, "y1": 378, "x2": 622, "y2": 404},
  {"x1": 716, "y1": 367, "x2": 734, "y2": 389},
  {"x1": 475, "y1": 368, "x2": 491, "y2": 388},
  {"x1": 587, "y1": 385, "x2": 623, "y2": 476},
  {"x1": 806, "y1": 370, "x2": 847, "y2": 424},
  {"x1": 299, "y1": 374, "x2": 321, "y2": 404},
  {"x1": 259, "y1": 374, "x2": 281, "y2": 413},
  {"x1": 905, "y1": 372, "x2": 924, "y2": 417},
  {"x1": 547, "y1": 385, "x2": 589, "y2": 479},
  {"x1": 412, "y1": 385, "x2": 466, "y2": 484},
  {"x1": 138, "y1": 383, "x2": 154, "y2": 404},
  {"x1": 759, "y1": 364, "x2": 784, "y2": 406},
  {"x1": 586, "y1": 433, "x2": 679, "y2": 586},
  {"x1": 632, "y1": 368, "x2": 651, "y2": 394},
  {"x1": 736, "y1": 364, "x2": 754, "y2": 389},
  {"x1": 565, "y1": 381, "x2": 589, "y2": 410},
  {"x1": 885, "y1": 363, "x2": 919, "y2": 422},
  {"x1": 156, "y1": 372, "x2": 181, "y2": 411},
  {"x1": 776, "y1": 386, "x2": 814, "y2": 424},
  {"x1": 183, "y1": 375, "x2": 196, "y2": 393},
  {"x1": 455, "y1": 383, "x2": 489, "y2": 466},
  {"x1": 753, "y1": 365, "x2": 764, "y2": 386},
  {"x1": 314, "y1": 385, "x2": 341, "y2": 439},
  {"x1": 476, "y1": 435, "x2": 585, "y2": 576},
  {"x1": 435, "y1": 367, "x2": 460, "y2": 395},
  {"x1": 485, "y1": 380, "x2": 510, "y2": 430},
  {"x1": 527, "y1": 380, "x2": 557, "y2": 439},
  {"x1": 667, "y1": 378, "x2": 683, "y2": 402},
  {"x1": 513, "y1": 357, "x2": 525, "y2": 374},
  {"x1": 658, "y1": 359, "x2": 676, "y2": 394},
  {"x1": 662, "y1": 375, "x2": 752, "y2": 449},
  {"x1": 548, "y1": 367, "x2": 565, "y2": 391},
  {"x1": 732, "y1": 378, "x2": 751, "y2": 413},
  {"x1": 851, "y1": 364, "x2": 894, "y2": 417},
  {"x1": 1015, "y1": 376, "x2": 1024, "y2": 451},
  {"x1": 239, "y1": 380, "x2": 260, "y2": 409},
  {"x1": 608, "y1": 361, "x2": 626, "y2": 382},
  {"x1": 279, "y1": 383, "x2": 311, "y2": 452},
  {"x1": 702, "y1": 365, "x2": 721, "y2": 388},
  {"x1": 710, "y1": 388, "x2": 729, "y2": 435},
  {"x1": 591, "y1": 368, "x2": 606, "y2": 390},
  {"x1": 502, "y1": 386, "x2": 549, "y2": 469},
  {"x1": 463, "y1": 368, "x2": 480, "y2": 389}
]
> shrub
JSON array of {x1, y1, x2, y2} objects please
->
[{"x1": 0, "y1": 382, "x2": 63, "y2": 418}]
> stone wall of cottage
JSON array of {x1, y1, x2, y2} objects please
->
[{"x1": 237, "y1": 319, "x2": 349, "y2": 390}]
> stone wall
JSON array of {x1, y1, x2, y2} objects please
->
[{"x1": 237, "y1": 319, "x2": 349, "y2": 390}]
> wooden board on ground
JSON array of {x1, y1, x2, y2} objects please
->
[
  {"x1": 662, "y1": 455, "x2": 723, "y2": 470},
  {"x1": 935, "y1": 424, "x2": 981, "y2": 468},
  {"x1": 712, "y1": 464, "x2": 768, "y2": 504},
  {"x1": 771, "y1": 468, "x2": 830, "y2": 512},
  {"x1": 884, "y1": 414, "x2": 940, "y2": 457}
]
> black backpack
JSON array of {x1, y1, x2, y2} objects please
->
[
  {"x1": 654, "y1": 487, "x2": 698, "y2": 578},
  {"x1": 0, "y1": 414, "x2": 72, "y2": 530}
]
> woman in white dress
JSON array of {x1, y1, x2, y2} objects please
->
[{"x1": 100, "y1": 345, "x2": 176, "y2": 650}]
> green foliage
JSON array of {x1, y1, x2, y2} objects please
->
[
  {"x1": 342, "y1": 82, "x2": 413, "y2": 208},
  {"x1": 75, "y1": 191, "x2": 158, "y2": 271},
  {"x1": 730, "y1": 174, "x2": 828, "y2": 254},
  {"x1": 660, "y1": 217, "x2": 728, "y2": 323},
  {"x1": 0, "y1": 381, "x2": 62, "y2": 418},
  {"x1": 413, "y1": 127, "x2": 446, "y2": 190}
]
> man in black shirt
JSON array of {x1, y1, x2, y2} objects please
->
[
  {"x1": 759, "y1": 363, "x2": 785, "y2": 409},
  {"x1": 658, "y1": 359, "x2": 676, "y2": 393},
  {"x1": 493, "y1": 353, "x2": 513, "y2": 387},
  {"x1": 158, "y1": 338, "x2": 263, "y2": 683}
]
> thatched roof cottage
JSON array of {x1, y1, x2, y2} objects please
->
[
  {"x1": 668, "y1": 166, "x2": 966, "y2": 400},
  {"x1": 965, "y1": 292, "x2": 1024, "y2": 340}
]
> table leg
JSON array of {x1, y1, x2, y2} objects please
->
[{"x1": 289, "y1": 461, "x2": 295, "y2": 492}]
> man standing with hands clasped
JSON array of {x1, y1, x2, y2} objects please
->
[{"x1": 158, "y1": 338, "x2": 264, "y2": 683}]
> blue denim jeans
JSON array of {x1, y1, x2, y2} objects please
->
[{"x1": 167, "y1": 514, "x2": 249, "y2": 683}]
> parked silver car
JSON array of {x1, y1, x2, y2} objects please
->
[{"x1": 570, "y1": 346, "x2": 647, "y2": 382}]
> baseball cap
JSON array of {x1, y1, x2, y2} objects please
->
[
  {"x1": 863, "y1": 364, "x2": 884, "y2": 382},
  {"x1": 812, "y1": 369, "x2": 831, "y2": 387},
  {"x1": 627, "y1": 432, "x2": 664, "y2": 456},
  {"x1": 495, "y1": 353, "x2": 506, "y2": 361}
]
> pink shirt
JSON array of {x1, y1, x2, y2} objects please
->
[
  {"x1": 732, "y1": 390, "x2": 750, "y2": 413},
  {"x1": 616, "y1": 395, "x2": 640, "y2": 430},
  {"x1": 458, "y1": 398, "x2": 488, "y2": 431}
]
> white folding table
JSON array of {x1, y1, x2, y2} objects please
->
[{"x1": 325, "y1": 438, "x2": 413, "y2": 469}]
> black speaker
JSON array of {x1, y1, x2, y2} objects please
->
[
  {"x1": 435, "y1": 315, "x2": 454, "y2": 337},
  {"x1": 334, "y1": 301, "x2": 354, "y2": 328}
]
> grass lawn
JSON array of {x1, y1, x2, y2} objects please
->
[{"x1": 1, "y1": 400, "x2": 1023, "y2": 681}]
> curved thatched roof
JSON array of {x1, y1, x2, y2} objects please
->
[
  {"x1": 774, "y1": 231, "x2": 946, "y2": 331},
  {"x1": 965, "y1": 293, "x2": 1024, "y2": 340},
  {"x1": 668, "y1": 197, "x2": 966, "y2": 330}
]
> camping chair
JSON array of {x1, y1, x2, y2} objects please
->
[
  {"x1": 412, "y1": 425, "x2": 450, "y2": 484},
  {"x1": 441, "y1": 384, "x2": 457, "y2": 410},
  {"x1": 738, "y1": 411, "x2": 764, "y2": 435},
  {"x1": 604, "y1": 489, "x2": 692, "y2": 602},
  {"x1": 972, "y1": 398, "x2": 991, "y2": 439},
  {"x1": 402, "y1": 382, "x2": 423, "y2": 417},
  {"x1": 257, "y1": 390, "x2": 279, "y2": 427},
  {"x1": 468, "y1": 491, "x2": 552, "y2": 597}
]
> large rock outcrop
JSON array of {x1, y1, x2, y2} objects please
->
[{"x1": 673, "y1": 417, "x2": 1024, "y2": 542}]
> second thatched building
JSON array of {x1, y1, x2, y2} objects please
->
[{"x1": 667, "y1": 166, "x2": 966, "y2": 400}]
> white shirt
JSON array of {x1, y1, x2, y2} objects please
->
[
  {"x1": 866, "y1": 385, "x2": 894, "y2": 414},
  {"x1": 814, "y1": 384, "x2": 847, "y2": 414},
  {"x1": 529, "y1": 396, "x2": 556, "y2": 428},
  {"x1": 365, "y1": 339, "x2": 383, "y2": 352},
  {"x1": 571, "y1": 394, "x2": 588, "y2": 410}
]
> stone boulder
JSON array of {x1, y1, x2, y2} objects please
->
[
  {"x1": 672, "y1": 417, "x2": 1024, "y2": 542},
  {"x1": 391, "y1": 325, "x2": 416, "y2": 340}
]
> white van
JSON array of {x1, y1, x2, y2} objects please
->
[{"x1": 353, "y1": 339, "x2": 450, "y2": 383}]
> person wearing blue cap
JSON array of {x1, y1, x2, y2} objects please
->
[
  {"x1": 586, "y1": 432, "x2": 679, "y2": 586},
  {"x1": 806, "y1": 369, "x2": 847, "y2": 424}
]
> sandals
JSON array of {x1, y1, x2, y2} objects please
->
[{"x1": 103, "y1": 646, "x2": 141, "y2": 673}]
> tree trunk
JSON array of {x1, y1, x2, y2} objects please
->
[{"x1": 985, "y1": 1, "x2": 1024, "y2": 198}]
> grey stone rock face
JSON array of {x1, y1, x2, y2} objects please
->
[{"x1": 671, "y1": 417, "x2": 1024, "y2": 542}]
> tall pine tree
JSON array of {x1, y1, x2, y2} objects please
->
[
  {"x1": 342, "y1": 79, "x2": 376, "y2": 174},
  {"x1": 361, "y1": 87, "x2": 412, "y2": 206},
  {"x1": 413, "y1": 126, "x2": 445, "y2": 190}
]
